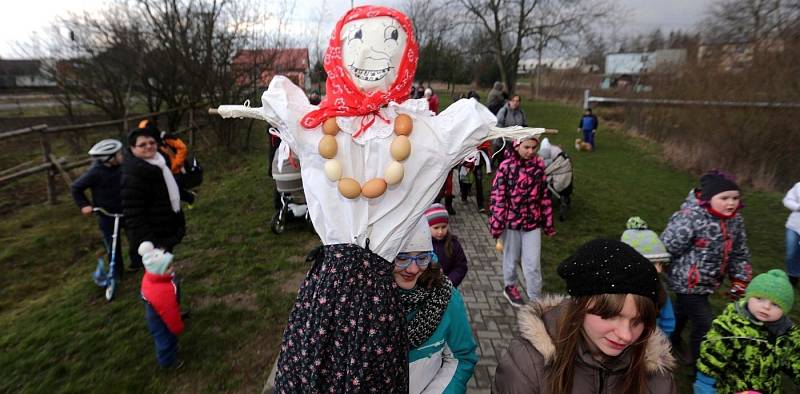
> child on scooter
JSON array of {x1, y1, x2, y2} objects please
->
[{"x1": 70, "y1": 139, "x2": 125, "y2": 277}]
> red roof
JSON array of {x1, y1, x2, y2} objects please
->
[
  {"x1": 232, "y1": 48, "x2": 309, "y2": 72},
  {"x1": 232, "y1": 48, "x2": 310, "y2": 88}
]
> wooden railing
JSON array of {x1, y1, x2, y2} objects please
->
[{"x1": 0, "y1": 106, "x2": 199, "y2": 204}]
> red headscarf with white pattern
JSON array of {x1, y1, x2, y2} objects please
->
[{"x1": 300, "y1": 6, "x2": 418, "y2": 138}]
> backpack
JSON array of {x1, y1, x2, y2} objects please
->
[{"x1": 176, "y1": 156, "x2": 203, "y2": 189}]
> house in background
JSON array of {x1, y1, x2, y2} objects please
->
[
  {"x1": 0, "y1": 59, "x2": 56, "y2": 89},
  {"x1": 232, "y1": 48, "x2": 310, "y2": 92},
  {"x1": 602, "y1": 49, "x2": 687, "y2": 90},
  {"x1": 518, "y1": 57, "x2": 599, "y2": 74}
]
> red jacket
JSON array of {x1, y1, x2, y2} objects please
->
[
  {"x1": 427, "y1": 94, "x2": 440, "y2": 114},
  {"x1": 141, "y1": 272, "x2": 184, "y2": 335}
]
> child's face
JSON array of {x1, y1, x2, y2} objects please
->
[
  {"x1": 430, "y1": 223, "x2": 449, "y2": 241},
  {"x1": 709, "y1": 190, "x2": 740, "y2": 215},
  {"x1": 515, "y1": 139, "x2": 539, "y2": 160},
  {"x1": 582, "y1": 294, "x2": 645, "y2": 357},
  {"x1": 747, "y1": 297, "x2": 784, "y2": 322}
]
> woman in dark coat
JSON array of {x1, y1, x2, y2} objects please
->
[{"x1": 121, "y1": 128, "x2": 185, "y2": 269}]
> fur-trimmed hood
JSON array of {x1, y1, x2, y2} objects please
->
[{"x1": 516, "y1": 294, "x2": 675, "y2": 375}]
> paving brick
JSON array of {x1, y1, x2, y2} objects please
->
[{"x1": 448, "y1": 192, "x2": 522, "y2": 391}]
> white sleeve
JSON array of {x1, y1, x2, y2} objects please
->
[
  {"x1": 784, "y1": 183, "x2": 800, "y2": 212},
  {"x1": 428, "y1": 98, "x2": 497, "y2": 170},
  {"x1": 420, "y1": 345, "x2": 458, "y2": 394},
  {"x1": 259, "y1": 76, "x2": 317, "y2": 157}
]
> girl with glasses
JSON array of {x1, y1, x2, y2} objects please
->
[{"x1": 397, "y1": 218, "x2": 478, "y2": 394}]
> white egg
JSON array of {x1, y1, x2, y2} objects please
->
[
  {"x1": 324, "y1": 159, "x2": 342, "y2": 181},
  {"x1": 390, "y1": 135, "x2": 411, "y2": 161},
  {"x1": 384, "y1": 161, "x2": 404, "y2": 185}
]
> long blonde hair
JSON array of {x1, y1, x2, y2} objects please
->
[{"x1": 547, "y1": 294, "x2": 657, "y2": 394}]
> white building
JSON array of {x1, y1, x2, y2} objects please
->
[{"x1": 604, "y1": 49, "x2": 687, "y2": 75}]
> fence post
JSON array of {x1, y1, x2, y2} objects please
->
[
  {"x1": 584, "y1": 89, "x2": 590, "y2": 109},
  {"x1": 39, "y1": 128, "x2": 57, "y2": 204},
  {"x1": 189, "y1": 108, "x2": 195, "y2": 149}
]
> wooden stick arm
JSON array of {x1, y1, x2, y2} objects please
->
[
  {"x1": 208, "y1": 105, "x2": 268, "y2": 122},
  {"x1": 483, "y1": 126, "x2": 558, "y2": 143}
]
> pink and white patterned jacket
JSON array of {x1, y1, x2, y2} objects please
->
[{"x1": 489, "y1": 150, "x2": 555, "y2": 239}]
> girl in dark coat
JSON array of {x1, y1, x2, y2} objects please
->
[
  {"x1": 424, "y1": 203, "x2": 468, "y2": 287},
  {"x1": 494, "y1": 239, "x2": 676, "y2": 394}
]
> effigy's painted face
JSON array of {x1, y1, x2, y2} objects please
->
[{"x1": 340, "y1": 16, "x2": 407, "y2": 93}]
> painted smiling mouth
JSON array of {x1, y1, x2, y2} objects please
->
[{"x1": 349, "y1": 65, "x2": 392, "y2": 81}]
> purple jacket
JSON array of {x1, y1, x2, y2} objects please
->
[
  {"x1": 489, "y1": 150, "x2": 554, "y2": 239},
  {"x1": 433, "y1": 236, "x2": 468, "y2": 287}
]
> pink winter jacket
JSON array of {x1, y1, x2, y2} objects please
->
[{"x1": 489, "y1": 150, "x2": 554, "y2": 239}]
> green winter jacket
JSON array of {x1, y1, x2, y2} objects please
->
[
  {"x1": 408, "y1": 289, "x2": 478, "y2": 394},
  {"x1": 697, "y1": 301, "x2": 800, "y2": 393}
]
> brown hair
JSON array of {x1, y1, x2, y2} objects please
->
[
  {"x1": 417, "y1": 260, "x2": 445, "y2": 289},
  {"x1": 547, "y1": 293, "x2": 658, "y2": 394},
  {"x1": 443, "y1": 232, "x2": 455, "y2": 259}
]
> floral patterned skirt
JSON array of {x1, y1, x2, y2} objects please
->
[{"x1": 274, "y1": 243, "x2": 408, "y2": 393}]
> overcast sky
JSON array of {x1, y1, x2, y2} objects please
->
[{"x1": 1, "y1": 0, "x2": 714, "y2": 59}]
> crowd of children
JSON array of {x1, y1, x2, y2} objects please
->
[
  {"x1": 482, "y1": 136, "x2": 798, "y2": 392},
  {"x1": 67, "y1": 106, "x2": 800, "y2": 394},
  {"x1": 65, "y1": 80, "x2": 800, "y2": 394}
]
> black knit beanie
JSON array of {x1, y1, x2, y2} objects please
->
[
  {"x1": 699, "y1": 171, "x2": 739, "y2": 201},
  {"x1": 557, "y1": 239, "x2": 659, "y2": 303}
]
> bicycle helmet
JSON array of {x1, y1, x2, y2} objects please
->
[{"x1": 88, "y1": 139, "x2": 123, "y2": 162}]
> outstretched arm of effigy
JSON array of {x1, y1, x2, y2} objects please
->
[
  {"x1": 208, "y1": 105, "x2": 275, "y2": 124},
  {"x1": 483, "y1": 126, "x2": 558, "y2": 143}
]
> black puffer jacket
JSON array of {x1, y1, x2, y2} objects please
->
[{"x1": 121, "y1": 150, "x2": 185, "y2": 251}]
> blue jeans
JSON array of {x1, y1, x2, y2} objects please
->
[
  {"x1": 582, "y1": 129, "x2": 595, "y2": 149},
  {"x1": 786, "y1": 228, "x2": 800, "y2": 279},
  {"x1": 145, "y1": 302, "x2": 178, "y2": 367},
  {"x1": 98, "y1": 215, "x2": 123, "y2": 278}
]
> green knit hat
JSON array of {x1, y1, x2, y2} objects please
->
[{"x1": 746, "y1": 269, "x2": 794, "y2": 313}]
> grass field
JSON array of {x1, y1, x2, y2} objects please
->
[{"x1": 1, "y1": 97, "x2": 797, "y2": 392}]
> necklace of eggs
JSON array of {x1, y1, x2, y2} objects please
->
[{"x1": 319, "y1": 114, "x2": 413, "y2": 199}]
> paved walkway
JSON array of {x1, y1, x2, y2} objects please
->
[{"x1": 448, "y1": 189, "x2": 519, "y2": 393}]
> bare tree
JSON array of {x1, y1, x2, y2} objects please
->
[
  {"x1": 702, "y1": 0, "x2": 787, "y2": 43},
  {"x1": 37, "y1": 0, "x2": 296, "y2": 150},
  {"x1": 458, "y1": 0, "x2": 617, "y2": 96},
  {"x1": 403, "y1": 0, "x2": 464, "y2": 89},
  {"x1": 44, "y1": 6, "x2": 146, "y2": 130}
]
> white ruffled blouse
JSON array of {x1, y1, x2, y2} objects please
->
[{"x1": 235, "y1": 76, "x2": 497, "y2": 261}]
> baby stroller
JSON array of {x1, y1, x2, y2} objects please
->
[
  {"x1": 539, "y1": 138, "x2": 573, "y2": 221},
  {"x1": 270, "y1": 146, "x2": 311, "y2": 234}
]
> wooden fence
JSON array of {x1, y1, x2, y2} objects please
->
[{"x1": 0, "y1": 106, "x2": 199, "y2": 204}]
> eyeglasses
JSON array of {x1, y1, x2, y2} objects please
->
[
  {"x1": 394, "y1": 252, "x2": 434, "y2": 270},
  {"x1": 135, "y1": 141, "x2": 157, "y2": 148}
]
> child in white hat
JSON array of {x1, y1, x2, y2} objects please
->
[{"x1": 139, "y1": 241, "x2": 184, "y2": 368}]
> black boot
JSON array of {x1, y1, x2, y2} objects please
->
[{"x1": 444, "y1": 196, "x2": 456, "y2": 215}]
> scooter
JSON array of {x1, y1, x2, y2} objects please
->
[{"x1": 92, "y1": 207, "x2": 123, "y2": 301}]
